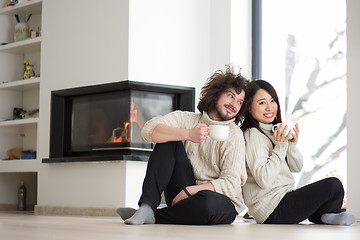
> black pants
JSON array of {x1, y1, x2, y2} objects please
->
[
  {"x1": 139, "y1": 141, "x2": 237, "y2": 225},
  {"x1": 264, "y1": 177, "x2": 344, "y2": 224}
]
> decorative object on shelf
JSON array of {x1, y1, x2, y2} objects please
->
[
  {"x1": 6, "y1": 0, "x2": 18, "y2": 7},
  {"x1": 13, "y1": 107, "x2": 26, "y2": 119},
  {"x1": 4, "y1": 147, "x2": 23, "y2": 160},
  {"x1": 14, "y1": 13, "x2": 32, "y2": 42},
  {"x1": 13, "y1": 107, "x2": 39, "y2": 119},
  {"x1": 18, "y1": 181, "x2": 26, "y2": 211},
  {"x1": 20, "y1": 150, "x2": 36, "y2": 159},
  {"x1": 14, "y1": 21, "x2": 28, "y2": 41},
  {"x1": 24, "y1": 64, "x2": 35, "y2": 79},
  {"x1": 30, "y1": 29, "x2": 36, "y2": 38},
  {"x1": 26, "y1": 108, "x2": 39, "y2": 118}
]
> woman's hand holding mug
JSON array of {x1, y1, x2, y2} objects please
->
[{"x1": 272, "y1": 120, "x2": 299, "y2": 143}]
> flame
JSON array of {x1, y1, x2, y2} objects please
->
[
  {"x1": 130, "y1": 102, "x2": 138, "y2": 122},
  {"x1": 113, "y1": 102, "x2": 138, "y2": 143}
]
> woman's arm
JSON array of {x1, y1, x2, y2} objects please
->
[
  {"x1": 286, "y1": 142, "x2": 304, "y2": 172},
  {"x1": 285, "y1": 123, "x2": 304, "y2": 172},
  {"x1": 245, "y1": 128, "x2": 288, "y2": 189}
]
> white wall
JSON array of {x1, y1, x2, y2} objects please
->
[
  {"x1": 230, "y1": 0, "x2": 252, "y2": 79},
  {"x1": 37, "y1": 0, "x2": 237, "y2": 211},
  {"x1": 128, "y1": 0, "x2": 234, "y2": 109},
  {"x1": 346, "y1": 0, "x2": 360, "y2": 219}
]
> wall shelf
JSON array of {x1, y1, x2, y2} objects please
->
[
  {"x1": 0, "y1": 37, "x2": 41, "y2": 54},
  {"x1": 0, "y1": 0, "x2": 42, "y2": 16},
  {"x1": 0, "y1": 118, "x2": 38, "y2": 128},
  {"x1": 0, "y1": 77, "x2": 40, "y2": 91},
  {"x1": 0, "y1": 159, "x2": 38, "y2": 172}
]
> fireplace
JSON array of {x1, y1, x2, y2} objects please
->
[{"x1": 42, "y1": 81, "x2": 195, "y2": 163}]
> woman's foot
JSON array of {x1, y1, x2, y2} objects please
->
[{"x1": 321, "y1": 212, "x2": 357, "y2": 226}]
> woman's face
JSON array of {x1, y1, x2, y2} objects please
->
[{"x1": 250, "y1": 88, "x2": 278, "y2": 124}]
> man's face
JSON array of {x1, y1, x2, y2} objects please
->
[{"x1": 208, "y1": 88, "x2": 245, "y2": 121}]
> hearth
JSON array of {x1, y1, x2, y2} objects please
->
[{"x1": 42, "y1": 81, "x2": 195, "y2": 163}]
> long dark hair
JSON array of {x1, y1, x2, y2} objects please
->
[
  {"x1": 241, "y1": 80, "x2": 282, "y2": 134},
  {"x1": 197, "y1": 66, "x2": 249, "y2": 125}
]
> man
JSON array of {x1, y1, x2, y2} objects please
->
[{"x1": 117, "y1": 66, "x2": 249, "y2": 225}]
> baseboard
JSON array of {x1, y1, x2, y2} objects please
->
[
  {"x1": 0, "y1": 204, "x2": 34, "y2": 211},
  {"x1": 0, "y1": 204, "x2": 17, "y2": 211},
  {"x1": 34, "y1": 205, "x2": 118, "y2": 216}
]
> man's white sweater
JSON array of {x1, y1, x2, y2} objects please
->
[
  {"x1": 141, "y1": 111, "x2": 247, "y2": 214},
  {"x1": 242, "y1": 122, "x2": 304, "y2": 223}
]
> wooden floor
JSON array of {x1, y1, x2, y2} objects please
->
[{"x1": 0, "y1": 212, "x2": 359, "y2": 240}]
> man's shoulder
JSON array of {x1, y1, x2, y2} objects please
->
[
  {"x1": 168, "y1": 110, "x2": 200, "y2": 119},
  {"x1": 228, "y1": 124, "x2": 245, "y2": 141},
  {"x1": 229, "y1": 123, "x2": 242, "y2": 133}
]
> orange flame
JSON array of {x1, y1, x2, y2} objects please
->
[{"x1": 114, "y1": 102, "x2": 138, "y2": 143}]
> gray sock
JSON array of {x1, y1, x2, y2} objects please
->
[
  {"x1": 321, "y1": 212, "x2": 357, "y2": 226},
  {"x1": 124, "y1": 204, "x2": 155, "y2": 225},
  {"x1": 116, "y1": 207, "x2": 137, "y2": 221}
]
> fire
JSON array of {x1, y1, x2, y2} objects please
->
[
  {"x1": 113, "y1": 102, "x2": 138, "y2": 143},
  {"x1": 130, "y1": 102, "x2": 138, "y2": 122}
]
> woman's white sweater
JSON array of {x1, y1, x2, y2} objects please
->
[
  {"x1": 141, "y1": 111, "x2": 247, "y2": 214},
  {"x1": 242, "y1": 122, "x2": 304, "y2": 223}
]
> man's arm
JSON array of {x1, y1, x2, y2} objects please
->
[
  {"x1": 171, "y1": 182, "x2": 215, "y2": 206},
  {"x1": 151, "y1": 123, "x2": 209, "y2": 143}
]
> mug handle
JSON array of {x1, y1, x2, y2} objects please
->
[{"x1": 272, "y1": 124, "x2": 278, "y2": 132}]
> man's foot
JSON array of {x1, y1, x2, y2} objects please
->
[
  {"x1": 124, "y1": 204, "x2": 155, "y2": 225},
  {"x1": 321, "y1": 212, "x2": 357, "y2": 226},
  {"x1": 116, "y1": 207, "x2": 137, "y2": 221}
]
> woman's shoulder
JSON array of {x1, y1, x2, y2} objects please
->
[
  {"x1": 244, "y1": 127, "x2": 269, "y2": 142},
  {"x1": 244, "y1": 127, "x2": 262, "y2": 136}
]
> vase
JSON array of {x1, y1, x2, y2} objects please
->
[{"x1": 14, "y1": 22, "x2": 29, "y2": 42}]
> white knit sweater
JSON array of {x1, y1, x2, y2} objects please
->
[
  {"x1": 141, "y1": 111, "x2": 247, "y2": 214},
  {"x1": 242, "y1": 122, "x2": 304, "y2": 223}
]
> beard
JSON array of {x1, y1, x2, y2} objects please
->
[{"x1": 214, "y1": 104, "x2": 236, "y2": 121}]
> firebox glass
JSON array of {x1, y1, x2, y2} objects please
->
[{"x1": 70, "y1": 90, "x2": 174, "y2": 152}]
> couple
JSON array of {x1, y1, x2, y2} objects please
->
[{"x1": 117, "y1": 66, "x2": 356, "y2": 226}]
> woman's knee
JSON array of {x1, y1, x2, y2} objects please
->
[
  {"x1": 323, "y1": 177, "x2": 344, "y2": 199},
  {"x1": 326, "y1": 177, "x2": 344, "y2": 191}
]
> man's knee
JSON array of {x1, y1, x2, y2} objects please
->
[{"x1": 194, "y1": 190, "x2": 237, "y2": 224}]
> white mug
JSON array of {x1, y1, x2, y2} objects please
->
[
  {"x1": 271, "y1": 120, "x2": 295, "y2": 140},
  {"x1": 209, "y1": 125, "x2": 229, "y2": 141}
]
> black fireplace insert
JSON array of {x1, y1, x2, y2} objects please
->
[{"x1": 42, "y1": 80, "x2": 195, "y2": 163}]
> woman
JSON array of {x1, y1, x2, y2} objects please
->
[{"x1": 240, "y1": 80, "x2": 356, "y2": 225}]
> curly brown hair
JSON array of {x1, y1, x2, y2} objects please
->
[{"x1": 197, "y1": 66, "x2": 250, "y2": 124}]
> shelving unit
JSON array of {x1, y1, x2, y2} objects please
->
[{"x1": 0, "y1": 0, "x2": 42, "y2": 211}]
